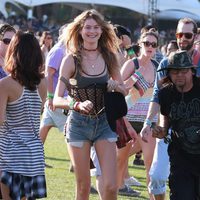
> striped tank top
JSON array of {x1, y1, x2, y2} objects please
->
[{"x1": 0, "y1": 87, "x2": 45, "y2": 177}]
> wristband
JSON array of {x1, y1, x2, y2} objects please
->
[
  {"x1": 127, "y1": 49, "x2": 135, "y2": 56},
  {"x1": 47, "y1": 92, "x2": 54, "y2": 99},
  {"x1": 68, "y1": 98, "x2": 76, "y2": 110},
  {"x1": 144, "y1": 118, "x2": 152, "y2": 127}
]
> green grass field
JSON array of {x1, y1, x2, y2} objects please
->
[{"x1": 42, "y1": 128, "x2": 169, "y2": 200}]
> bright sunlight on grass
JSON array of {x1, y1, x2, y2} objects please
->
[{"x1": 42, "y1": 128, "x2": 169, "y2": 200}]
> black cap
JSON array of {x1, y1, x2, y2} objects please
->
[
  {"x1": 104, "y1": 92, "x2": 127, "y2": 132},
  {"x1": 157, "y1": 50, "x2": 196, "y2": 72}
]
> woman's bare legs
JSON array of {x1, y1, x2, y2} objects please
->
[
  {"x1": 67, "y1": 142, "x2": 91, "y2": 200},
  {"x1": 138, "y1": 134, "x2": 156, "y2": 200},
  {"x1": 95, "y1": 140, "x2": 118, "y2": 200},
  {"x1": 1, "y1": 182, "x2": 11, "y2": 200}
]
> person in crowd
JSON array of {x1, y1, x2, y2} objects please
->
[
  {"x1": 166, "y1": 40, "x2": 178, "y2": 57},
  {"x1": 126, "y1": 45, "x2": 144, "y2": 168},
  {"x1": 114, "y1": 24, "x2": 135, "y2": 63},
  {"x1": 40, "y1": 24, "x2": 68, "y2": 144},
  {"x1": 89, "y1": 23, "x2": 141, "y2": 198},
  {"x1": 0, "y1": 31, "x2": 47, "y2": 199},
  {"x1": 141, "y1": 17, "x2": 200, "y2": 200},
  {"x1": 194, "y1": 27, "x2": 200, "y2": 52},
  {"x1": 153, "y1": 50, "x2": 200, "y2": 200},
  {"x1": 53, "y1": 9, "x2": 127, "y2": 200},
  {"x1": 141, "y1": 25, "x2": 163, "y2": 64},
  {"x1": 121, "y1": 28, "x2": 159, "y2": 199},
  {"x1": 0, "y1": 23, "x2": 16, "y2": 199},
  {"x1": 0, "y1": 23, "x2": 16, "y2": 79},
  {"x1": 40, "y1": 31, "x2": 53, "y2": 60}
]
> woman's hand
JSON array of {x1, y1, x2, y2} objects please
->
[
  {"x1": 140, "y1": 124, "x2": 152, "y2": 143},
  {"x1": 47, "y1": 99, "x2": 55, "y2": 111},
  {"x1": 107, "y1": 79, "x2": 128, "y2": 96},
  {"x1": 75, "y1": 100, "x2": 93, "y2": 114},
  {"x1": 107, "y1": 79, "x2": 119, "y2": 92}
]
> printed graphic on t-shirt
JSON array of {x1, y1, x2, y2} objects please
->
[{"x1": 170, "y1": 99, "x2": 200, "y2": 154}]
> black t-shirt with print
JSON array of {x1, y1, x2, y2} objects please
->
[{"x1": 159, "y1": 83, "x2": 200, "y2": 174}]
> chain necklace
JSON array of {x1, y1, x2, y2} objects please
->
[{"x1": 82, "y1": 54, "x2": 100, "y2": 69}]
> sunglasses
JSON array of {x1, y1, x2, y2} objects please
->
[
  {"x1": 142, "y1": 41, "x2": 158, "y2": 48},
  {"x1": 2, "y1": 38, "x2": 11, "y2": 45},
  {"x1": 176, "y1": 32, "x2": 193, "y2": 40}
]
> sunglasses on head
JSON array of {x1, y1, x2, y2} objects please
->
[
  {"x1": 142, "y1": 41, "x2": 158, "y2": 48},
  {"x1": 2, "y1": 38, "x2": 11, "y2": 45},
  {"x1": 176, "y1": 32, "x2": 193, "y2": 40}
]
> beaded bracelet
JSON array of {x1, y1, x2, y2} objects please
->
[
  {"x1": 73, "y1": 102, "x2": 80, "y2": 111},
  {"x1": 47, "y1": 92, "x2": 54, "y2": 99}
]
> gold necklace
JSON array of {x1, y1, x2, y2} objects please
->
[{"x1": 82, "y1": 54, "x2": 100, "y2": 69}]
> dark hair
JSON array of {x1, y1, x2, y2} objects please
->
[
  {"x1": 141, "y1": 25, "x2": 158, "y2": 34},
  {"x1": 139, "y1": 28, "x2": 159, "y2": 44},
  {"x1": 129, "y1": 44, "x2": 140, "y2": 57},
  {"x1": 114, "y1": 24, "x2": 131, "y2": 38},
  {"x1": 177, "y1": 18, "x2": 198, "y2": 34},
  {"x1": 4, "y1": 31, "x2": 44, "y2": 90},
  {"x1": 40, "y1": 31, "x2": 52, "y2": 45},
  {"x1": 0, "y1": 23, "x2": 16, "y2": 40},
  {"x1": 168, "y1": 40, "x2": 178, "y2": 47}
]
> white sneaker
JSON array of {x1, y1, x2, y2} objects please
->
[{"x1": 124, "y1": 176, "x2": 142, "y2": 186}]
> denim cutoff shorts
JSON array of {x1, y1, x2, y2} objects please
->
[
  {"x1": 65, "y1": 110, "x2": 117, "y2": 147},
  {"x1": 40, "y1": 102, "x2": 68, "y2": 132}
]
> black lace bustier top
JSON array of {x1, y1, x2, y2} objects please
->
[{"x1": 62, "y1": 58, "x2": 109, "y2": 115}]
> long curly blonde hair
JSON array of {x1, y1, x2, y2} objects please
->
[{"x1": 64, "y1": 9, "x2": 120, "y2": 75}]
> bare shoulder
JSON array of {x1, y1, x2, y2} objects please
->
[
  {"x1": 60, "y1": 53, "x2": 76, "y2": 78},
  {"x1": 0, "y1": 76, "x2": 16, "y2": 92},
  {"x1": 0, "y1": 76, "x2": 23, "y2": 102},
  {"x1": 121, "y1": 58, "x2": 135, "y2": 74}
]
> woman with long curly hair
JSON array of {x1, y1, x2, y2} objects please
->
[{"x1": 53, "y1": 9, "x2": 127, "y2": 200}]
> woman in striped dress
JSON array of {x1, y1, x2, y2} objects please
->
[
  {"x1": 120, "y1": 29, "x2": 159, "y2": 199},
  {"x1": 0, "y1": 31, "x2": 47, "y2": 200}
]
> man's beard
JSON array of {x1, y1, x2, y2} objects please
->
[{"x1": 179, "y1": 39, "x2": 194, "y2": 51}]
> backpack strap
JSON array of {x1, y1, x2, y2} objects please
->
[
  {"x1": 151, "y1": 59, "x2": 159, "y2": 69},
  {"x1": 59, "y1": 55, "x2": 78, "y2": 87},
  {"x1": 132, "y1": 58, "x2": 140, "y2": 70}
]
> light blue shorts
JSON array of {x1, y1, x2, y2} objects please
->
[
  {"x1": 148, "y1": 138, "x2": 170, "y2": 195},
  {"x1": 65, "y1": 110, "x2": 117, "y2": 148},
  {"x1": 40, "y1": 102, "x2": 68, "y2": 132}
]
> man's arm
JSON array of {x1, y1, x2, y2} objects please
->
[{"x1": 140, "y1": 58, "x2": 168, "y2": 142}]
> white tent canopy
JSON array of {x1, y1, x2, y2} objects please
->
[
  {"x1": 9, "y1": 0, "x2": 200, "y2": 21},
  {"x1": 0, "y1": 0, "x2": 25, "y2": 18},
  {"x1": 13, "y1": 0, "x2": 200, "y2": 17}
]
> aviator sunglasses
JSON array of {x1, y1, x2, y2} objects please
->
[
  {"x1": 1, "y1": 38, "x2": 11, "y2": 45},
  {"x1": 176, "y1": 32, "x2": 193, "y2": 40},
  {"x1": 142, "y1": 41, "x2": 158, "y2": 48}
]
